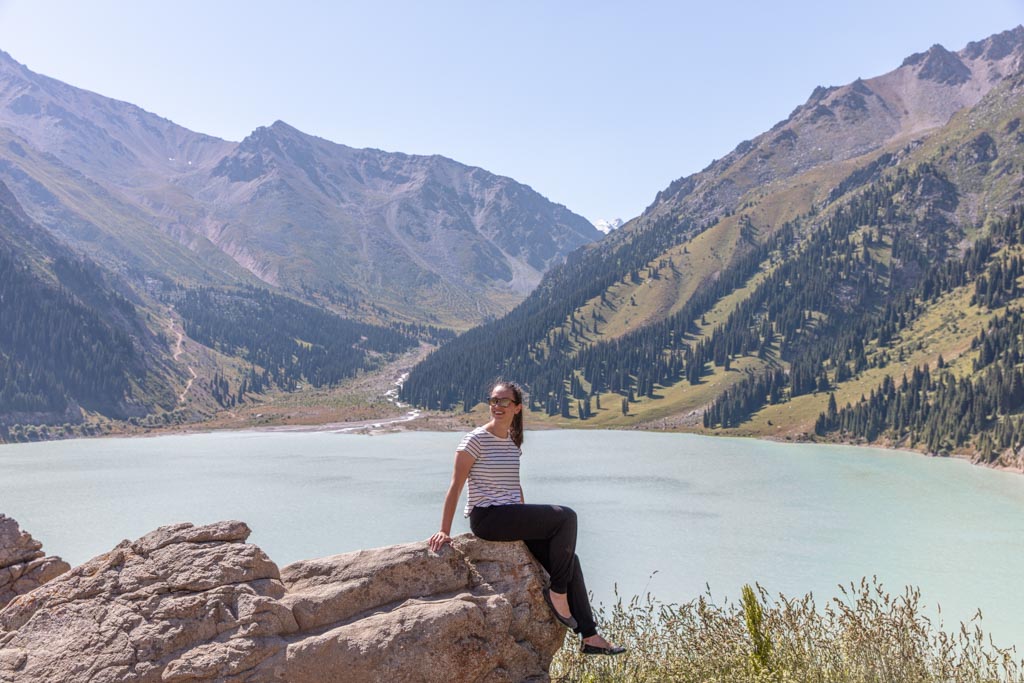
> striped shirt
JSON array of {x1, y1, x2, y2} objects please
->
[{"x1": 458, "y1": 426, "x2": 522, "y2": 516}]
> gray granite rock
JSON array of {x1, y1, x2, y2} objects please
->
[
  {"x1": 0, "y1": 522, "x2": 565, "y2": 682},
  {"x1": 0, "y1": 515, "x2": 69, "y2": 611}
]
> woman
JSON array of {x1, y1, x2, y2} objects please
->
[{"x1": 428, "y1": 381, "x2": 625, "y2": 656}]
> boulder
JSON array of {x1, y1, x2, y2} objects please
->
[
  {"x1": 0, "y1": 522, "x2": 566, "y2": 682},
  {"x1": 281, "y1": 535, "x2": 565, "y2": 682},
  {"x1": 0, "y1": 515, "x2": 69, "y2": 611},
  {"x1": 0, "y1": 520, "x2": 294, "y2": 682}
]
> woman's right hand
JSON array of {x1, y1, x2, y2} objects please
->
[{"x1": 428, "y1": 531, "x2": 452, "y2": 552}]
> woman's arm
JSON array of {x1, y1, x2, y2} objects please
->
[
  {"x1": 519, "y1": 486, "x2": 524, "y2": 504},
  {"x1": 428, "y1": 450, "x2": 475, "y2": 551}
]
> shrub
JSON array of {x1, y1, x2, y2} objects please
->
[{"x1": 551, "y1": 577, "x2": 1022, "y2": 682}]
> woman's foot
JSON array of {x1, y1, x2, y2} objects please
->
[
  {"x1": 542, "y1": 588, "x2": 577, "y2": 629},
  {"x1": 581, "y1": 634, "x2": 627, "y2": 656},
  {"x1": 548, "y1": 590, "x2": 572, "y2": 620}
]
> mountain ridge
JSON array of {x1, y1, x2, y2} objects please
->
[
  {"x1": 400, "y1": 25, "x2": 1024, "y2": 464},
  {"x1": 644, "y1": 26, "x2": 1024, "y2": 228},
  {"x1": 0, "y1": 49, "x2": 599, "y2": 328}
]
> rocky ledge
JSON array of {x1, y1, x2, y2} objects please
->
[
  {"x1": 0, "y1": 515, "x2": 69, "y2": 611},
  {"x1": 0, "y1": 519, "x2": 565, "y2": 682}
]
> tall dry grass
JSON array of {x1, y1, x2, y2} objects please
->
[{"x1": 551, "y1": 578, "x2": 1022, "y2": 682}]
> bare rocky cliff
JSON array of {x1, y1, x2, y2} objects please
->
[{"x1": 0, "y1": 519, "x2": 565, "y2": 682}]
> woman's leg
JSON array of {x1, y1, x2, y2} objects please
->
[
  {"x1": 525, "y1": 542, "x2": 598, "y2": 639},
  {"x1": 470, "y1": 504, "x2": 577, "y2": 593},
  {"x1": 565, "y1": 554, "x2": 597, "y2": 639}
]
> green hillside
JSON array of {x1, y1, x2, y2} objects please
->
[
  {"x1": 0, "y1": 181, "x2": 180, "y2": 435},
  {"x1": 402, "y1": 60, "x2": 1024, "y2": 465}
]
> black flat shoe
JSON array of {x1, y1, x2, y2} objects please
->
[
  {"x1": 581, "y1": 643, "x2": 627, "y2": 656},
  {"x1": 542, "y1": 587, "x2": 578, "y2": 630}
]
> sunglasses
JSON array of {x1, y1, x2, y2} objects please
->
[{"x1": 488, "y1": 397, "x2": 519, "y2": 407}]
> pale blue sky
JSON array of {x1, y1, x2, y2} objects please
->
[{"x1": 0, "y1": 1, "x2": 1021, "y2": 223}]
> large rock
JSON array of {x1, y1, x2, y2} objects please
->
[
  {"x1": 281, "y1": 536, "x2": 565, "y2": 682},
  {"x1": 0, "y1": 515, "x2": 69, "y2": 611},
  {"x1": 0, "y1": 520, "x2": 294, "y2": 682},
  {"x1": 0, "y1": 522, "x2": 566, "y2": 682}
]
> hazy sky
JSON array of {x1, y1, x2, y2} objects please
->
[{"x1": 0, "y1": 1, "x2": 1021, "y2": 223}]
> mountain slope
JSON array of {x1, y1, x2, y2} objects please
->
[
  {"x1": 0, "y1": 51, "x2": 599, "y2": 327},
  {"x1": 644, "y1": 28, "x2": 1024, "y2": 238},
  {"x1": 198, "y1": 121, "x2": 599, "y2": 326},
  {"x1": 0, "y1": 179, "x2": 179, "y2": 432},
  {"x1": 0, "y1": 171, "x2": 439, "y2": 438},
  {"x1": 0, "y1": 51, "x2": 258, "y2": 287},
  {"x1": 401, "y1": 26, "x2": 1024, "y2": 462}
]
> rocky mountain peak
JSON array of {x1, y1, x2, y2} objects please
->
[
  {"x1": 0, "y1": 49, "x2": 35, "y2": 84},
  {"x1": 642, "y1": 26, "x2": 1024, "y2": 229},
  {"x1": 212, "y1": 120, "x2": 346, "y2": 185},
  {"x1": 806, "y1": 84, "x2": 838, "y2": 106},
  {"x1": 902, "y1": 43, "x2": 972, "y2": 85},
  {"x1": 962, "y1": 25, "x2": 1024, "y2": 61}
]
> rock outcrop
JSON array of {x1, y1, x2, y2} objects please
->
[
  {"x1": 0, "y1": 515, "x2": 69, "y2": 611},
  {"x1": 0, "y1": 521, "x2": 565, "y2": 682}
]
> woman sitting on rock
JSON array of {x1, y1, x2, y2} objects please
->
[{"x1": 428, "y1": 380, "x2": 625, "y2": 656}]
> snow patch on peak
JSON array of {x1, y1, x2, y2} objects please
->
[{"x1": 593, "y1": 218, "x2": 623, "y2": 234}]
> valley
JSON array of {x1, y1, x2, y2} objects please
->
[{"x1": 2, "y1": 27, "x2": 1024, "y2": 471}]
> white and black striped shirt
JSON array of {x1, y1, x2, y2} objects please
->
[{"x1": 459, "y1": 427, "x2": 522, "y2": 516}]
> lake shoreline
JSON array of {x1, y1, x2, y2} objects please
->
[
  {"x1": 71, "y1": 412, "x2": 1024, "y2": 477},
  {"x1": 4, "y1": 404, "x2": 1022, "y2": 477}
]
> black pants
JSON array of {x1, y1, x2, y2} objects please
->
[{"x1": 469, "y1": 503, "x2": 597, "y2": 638}]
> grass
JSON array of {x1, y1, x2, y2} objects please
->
[
  {"x1": 747, "y1": 281, "x2": 998, "y2": 441},
  {"x1": 519, "y1": 149, "x2": 912, "y2": 435},
  {"x1": 551, "y1": 578, "x2": 1023, "y2": 682},
  {"x1": 467, "y1": 268, "x2": 1004, "y2": 448},
  {"x1": 539, "y1": 219, "x2": 742, "y2": 356}
]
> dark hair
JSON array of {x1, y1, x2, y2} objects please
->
[{"x1": 492, "y1": 380, "x2": 524, "y2": 448}]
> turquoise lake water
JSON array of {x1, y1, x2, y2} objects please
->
[{"x1": 2, "y1": 429, "x2": 1023, "y2": 647}]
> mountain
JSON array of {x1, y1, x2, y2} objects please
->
[
  {"x1": 0, "y1": 169, "x2": 437, "y2": 438},
  {"x1": 0, "y1": 50, "x2": 599, "y2": 328},
  {"x1": 642, "y1": 30, "x2": 1024, "y2": 234},
  {"x1": 402, "y1": 27, "x2": 1024, "y2": 463},
  {"x1": 200, "y1": 121, "x2": 599, "y2": 325},
  {"x1": 0, "y1": 51, "x2": 250, "y2": 287},
  {"x1": 0, "y1": 179, "x2": 180, "y2": 433},
  {"x1": 3, "y1": 48, "x2": 554, "y2": 436}
]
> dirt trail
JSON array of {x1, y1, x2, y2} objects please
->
[
  {"x1": 167, "y1": 318, "x2": 197, "y2": 405},
  {"x1": 179, "y1": 367, "x2": 198, "y2": 405}
]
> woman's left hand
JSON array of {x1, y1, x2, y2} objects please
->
[{"x1": 428, "y1": 531, "x2": 452, "y2": 552}]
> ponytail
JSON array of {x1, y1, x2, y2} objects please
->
[
  {"x1": 510, "y1": 408, "x2": 524, "y2": 448},
  {"x1": 494, "y1": 380, "x2": 525, "y2": 448}
]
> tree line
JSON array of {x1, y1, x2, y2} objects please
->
[
  {"x1": 167, "y1": 286, "x2": 420, "y2": 393},
  {"x1": 402, "y1": 162, "x2": 968, "y2": 428},
  {"x1": 0, "y1": 249, "x2": 141, "y2": 419},
  {"x1": 815, "y1": 206, "x2": 1024, "y2": 458}
]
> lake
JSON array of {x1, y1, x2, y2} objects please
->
[{"x1": 2, "y1": 429, "x2": 1023, "y2": 647}]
